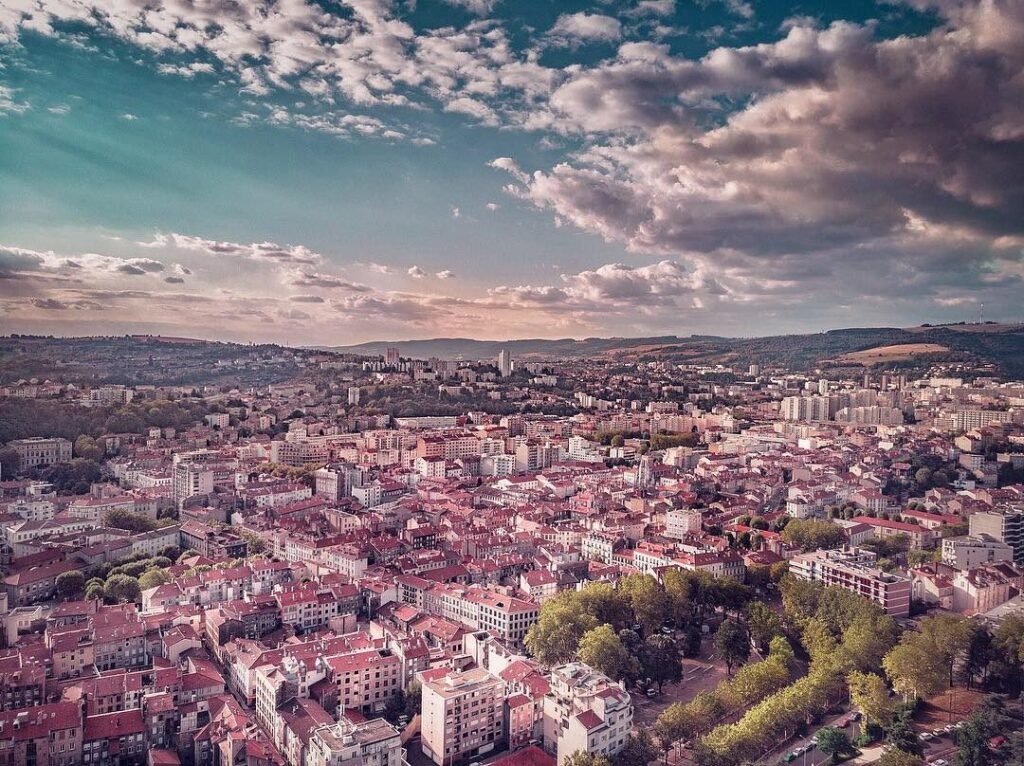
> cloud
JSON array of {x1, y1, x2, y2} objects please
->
[
  {"x1": 47, "y1": 103, "x2": 71, "y2": 115},
  {"x1": 115, "y1": 258, "x2": 165, "y2": 275},
  {"x1": 289, "y1": 272, "x2": 370, "y2": 291},
  {"x1": 547, "y1": 13, "x2": 623, "y2": 47},
  {"x1": 408, "y1": 265, "x2": 427, "y2": 279},
  {"x1": 289, "y1": 294, "x2": 326, "y2": 303},
  {"x1": 451, "y1": 206, "x2": 461, "y2": 219},
  {"x1": 140, "y1": 233, "x2": 323, "y2": 265},
  {"x1": 485, "y1": 202, "x2": 499, "y2": 211},
  {"x1": 0, "y1": 85, "x2": 29, "y2": 115},
  {"x1": 436, "y1": 270, "x2": 456, "y2": 279},
  {"x1": 441, "y1": 0, "x2": 500, "y2": 16},
  {"x1": 120, "y1": 113, "x2": 138, "y2": 121},
  {"x1": 32, "y1": 298, "x2": 68, "y2": 310}
]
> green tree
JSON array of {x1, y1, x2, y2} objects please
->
[
  {"x1": 619, "y1": 574, "x2": 670, "y2": 636},
  {"x1": 73, "y1": 434, "x2": 104, "y2": 461},
  {"x1": 883, "y1": 639, "x2": 945, "y2": 701},
  {"x1": 779, "y1": 573, "x2": 822, "y2": 623},
  {"x1": 847, "y1": 672, "x2": 894, "y2": 729},
  {"x1": 0, "y1": 446, "x2": 20, "y2": 477},
  {"x1": 877, "y1": 751, "x2": 925, "y2": 766},
  {"x1": 884, "y1": 712, "x2": 923, "y2": 756},
  {"x1": 962, "y1": 622, "x2": 995, "y2": 688},
  {"x1": 138, "y1": 568, "x2": 171, "y2": 590},
  {"x1": 103, "y1": 508, "x2": 159, "y2": 533},
  {"x1": 613, "y1": 731, "x2": 658, "y2": 766},
  {"x1": 85, "y1": 581, "x2": 106, "y2": 601},
  {"x1": 714, "y1": 618, "x2": 750, "y2": 676},
  {"x1": 640, "y1": 634, "x2": 682, "y2": 692},
  {"x1": 563, "y1": 752, "x2": 611, "y2": 766},
  {"x1": 55, "y1": 570, "x2": 85, "y2": 600},
  {"x1": 578, "y1": 624, "x2": 640, "y2": 682},
  {"x1": 577, "y1": 582, "x2": 632, "y2": 631},
  {"x1": 746, "y1": 601, "x2": 784, "y2": 652},
  {"x1": 104, "y1": 573, "x2": 141, "y2": 603},
  {"x1": 526, "y1": 592, "x2": 599, "y2": 666},
  {"x1": 781, "y1": 519, "x2": 847, "y2": 552},
  {"x1": 816, "y1": 726, "x2": 852, "y2": 763},
  {"x1": 404, "y1": 680, "x2": 422, "y2": 718}
]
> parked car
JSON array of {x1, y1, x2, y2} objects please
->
[{"x1": 920, "y1": 732, "x2": 934, "y2": 741}]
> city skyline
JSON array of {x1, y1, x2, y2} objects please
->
[{"x1": 2, "y1": 0, "x2": 1023, "y2": 344}]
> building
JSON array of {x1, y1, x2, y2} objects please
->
[
  {"x1": 420, "y1": 667, "x2": 505, "y2": 766},
  {"x1": 7, "y1": 437, "x2": 72, "y2": 470},
  {"x1": 664, "y1": 509, "x2": 702, "y2": 539},
  {"x1": 307, "y1": 717, "x2": 406, "y2": 766},
  {"x1": 497, "y1": 350, "x2": 512, "y2": 378},
  {"x1": 172, "y1": 462, "x2": 214, "y2": 510},
  {"x1": 542, "y1": 663, "x2": 633, "y2": 766},
  {"x1": 969, "y1": 508, "x2": 1024, "y2": 563},
  {"x1": 789, "y1": 547, "x2": 912, "y2": 616},
  {"x1": 941, "y1": 535, "x2": 1015, "y2": 570},
  {"x1": 348, "y1": 387, "x2": 362, "y2": 406}
]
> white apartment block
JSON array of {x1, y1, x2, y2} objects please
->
[
  {"x1": 542, "y1": 663, "x2": 633, "y2": 766},
  {"x1": 421, "y1": 667, "x2": 505, "y2": 766},
  {"x1": 942, "y1": 535, "x2": 1015, "y2": 570},
  {"x1": 789, "y1": 547, "x2": 912, "y2": 616},
  {"x1": 664, "y1": 509, "x2": 703, "y2": 539}
]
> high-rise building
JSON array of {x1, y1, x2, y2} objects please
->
[
  {"x1": 542, "y1": 663, "x2": 633, "y2": 765},
  {"x1": 420, "y1": 667, "x2": 504, "y2": 766},
  {"x1": 385, "y1": 347, "x2": 400, "y2": 367},
  {"x1": 497, "y1": 349, "x2": 512, "y2": 378},
  {"x1": 348, "y1": 386, "x2": 361, "y2": 405},
  {"x1": 969, "y1": 508, "x2": 1024, "y2": 563}
]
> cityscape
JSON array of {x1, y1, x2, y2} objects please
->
[{"x1": 2, "y1": 1, "x2": 1024, "y2": 766}]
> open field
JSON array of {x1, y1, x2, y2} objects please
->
[{"x1": 838, "y1": 343, "x2": 949, "y2": 363}]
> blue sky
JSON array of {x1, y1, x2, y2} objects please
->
[{"x1": 1, "y1": 0, "x2": 1022, "y2": 344}]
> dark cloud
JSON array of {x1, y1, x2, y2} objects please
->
[{"x1": 289, "y1": 294, "x2": 326, "y2": 303}]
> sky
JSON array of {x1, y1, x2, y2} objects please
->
[{"x1": 0, "y1": 0, "x2": 1022, "y2": 345}]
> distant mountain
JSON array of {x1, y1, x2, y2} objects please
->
[{"x1": 316, "y1": 322, "x2": 1024, "y2": 377}]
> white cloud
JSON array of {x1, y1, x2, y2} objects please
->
[
  {"x1": 408, "y1": 265, "x2": 427, "y2": 279},
  {"x1": 436, "y1": 270, "x2": 456, "y2": 279},
  {"x1": 485, "y1": 202, "x2": 499, "y2": 211},
  {"x1": 451, "y1": 206, "x2": 461, "y2": 219},
  {"x1": 547, "y1": 13, "x2": 623, "y2": 47}
]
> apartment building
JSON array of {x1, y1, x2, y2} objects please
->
[
  {"x1": 969, "y1": 508, "x2": 1024, "y2": 563},
  {"x1": 542, "y1": 663, "x2": 633, "y2": 766},
  {"x1": 7, "y1": 437, "x2": 72, "y2": 470},
  {"x1": 942, "y1": 535, "x2": 1015, "y2": 570},
  {"x1": 421, "y1": 667, "x2": 505, "y2": 766},
  {"x1": 789, "y1": 547, "x2": 912, "y2": 616}
]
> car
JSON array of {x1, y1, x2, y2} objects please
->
[
  {"x1": 943, "y1": 725, "x2": 956, "y2": 734},
  {"x1": 920, "y1": 732, "x2": 934, "y2": 741},
  {"x1": 646, "y1": 689, "x2": 657, "y2": 697},
  {"x1": 851, "y1": 711, "x2": 862, "y2": 721},
  {"x1": 783, "y1": 754, "x2": 797, "y2": 763},
  {"x1": 810, "y1": 737, "x2": 819, "y2": 746},
  {"x1": 932, "y1": 728, "x2": 947, "y2": 737},
  {"x1": 930, "y1": 760, "x2": 949, "y2": 766}
]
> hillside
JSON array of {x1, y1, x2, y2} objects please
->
[{"x1": 318, "y1": 323, "x2": 1024, "y2": 377}]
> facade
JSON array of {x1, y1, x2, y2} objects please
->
[
  {"x1": 541, "y1": 663, "x2": 633, "y2": 766},
  {"x1": 789, "y1": 547, "x2": 912, "y2": 616},
  {"x1": 941, "y1": 535, "x2": 1015, "y2": 570},
  {"x1": 8, "y1": 438, "x2": 72, "y2": 470},
  {"x1": 421, "y1": 668, "x2": 505, "y2": 766},
  {"x1": 969, "y1": 509, "x2": 1024, "y2": 563}
]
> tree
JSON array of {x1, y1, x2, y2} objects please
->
[
  {"x1": 619, "y1": 574, "x2": 669, "y2": 636},
  {"x1": 781, "y1": 519, "x2": 847, "y2": 552},
  {"x1": 578, "y1": 625, "x2": 640, "y2": 682},
  {"x1": 816, "y1": 726, "x2": 852, "y2": 763},
  {"x1": 563, "y1": 752, "x2": 612, "y2": 766},
  {"x1": 640, "y1": 635, "x2": 682, "y2": 692},
  {"x1": 714, "y1": 618, "x2": 750, "y2": 676},
  {"x1": 138, "y1": 569, "x2": 171, "y2": 590},
  {"x1": 962, "y1": 622, "x2": 995, "y2": 688},
  {"x1": 779, "y1": 574, "x2": 822, "y2": 623},
  {"x1": 746, "y1": 602, "x2": 784, "y2": 652},
  {"x1": 103, "y1": 508, "x2": 159, "y2": 533},
  {"x1": 85, "y1": 581, "x2": 106, "y2": 601},
  {"x1": 238, "y1": 529, "x2": 267, "y2": 555},
  {"x1": 74, "y1": 434, "x2": 104, "y2": 461},
  {"x1": 613, "y1": 731, "x2": 658, "y2": 766},
  {"x1": 884, "y1": 712, "x2": 923, "y2": 756},
  {"x1": 847, "y1": 672, "x2": 894, "y2": 729},
  {"x1": 404, "y1": 681, "x2": 422, "y2": 718},
  {"x1": 883, "y1": 639, "x2": 946, "y2": 701},
  {"x1": 577, "y1": 583, "x2": 633, "y2": 631},
  {"x1": 104, "y1": 573, "x2": 141, "y2": 603},
  {"x1": 525, "y1": 591, "x2": 599, "y2": 666},
  {"x1": 0, "y1": 446, "x2": 20, "y2": 477},
  {"x1": 877, "y1": 751, "x2": 925, "y2": 766},
  {"x1": 55, "y1": 570, "x2": 85, "y2": 600}
]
